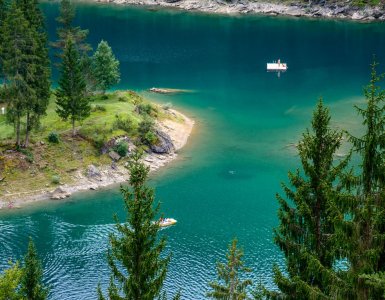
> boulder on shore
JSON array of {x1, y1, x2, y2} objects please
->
[
  {"x1": 51, "y1": 187, "x2": 71, "y2": 200},
  {"x1": 150, "y1": 130, "x2": 175, "y2": 154},
  {"x1": 87, "y1": 164, "x2": 101, "y2": 178}
]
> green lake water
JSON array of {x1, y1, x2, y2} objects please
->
[{"x1": 1, "y1": 3, "x2": 385, "y2": 298}]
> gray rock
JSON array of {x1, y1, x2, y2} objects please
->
[
  {"x1": 87, "y1": 164, "x2": 101, "y2": 178},
  {"x1": 51, "y1": 187, "x2": 71, "y2": 200},
  {"x1": 150, "y1": 130, "x2": 175, "y2": 154},
  {"x1": 109, "y1": 151, "x2": 121, "y2": 161}
]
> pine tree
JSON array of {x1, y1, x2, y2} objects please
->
[
  {"x1": 1, "y1": 1, "x2": 36, "y2": 146},
  {"x1": 270, "y1": 99, "x2": 349, "y2": 299},
  {"x1": 337, "y1": 58, "x2": 385, "y2": 299},
  {"x1": 207, "y1": 238, "x2": 252, "y2": 300},
  {"x1": 20, "y1": 238, "x2": 49, "y2": 300},
  {"x1": 16, "y1": 0, "x2": 51, "y2": 147},
  {"x1": 98, "y1": 151, "x2": 170, "y2": 300},
  {"x1": 56, "y1": 38, "x2": 90, "y2": 136},
  {"x1": 92, "y1": 40, "x2": 120, "y2": 93}
]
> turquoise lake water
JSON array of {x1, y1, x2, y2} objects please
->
[{"x1": 1, "y1": 3, "x2": 385, "y2": 298}]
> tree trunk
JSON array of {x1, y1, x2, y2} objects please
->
[
  {"x1": 16, "y1": 114, "x2": 21, "y2": 146},
  {"x1": 72, "y1": 118, "x2": 76, "y2": 136},
  {"x1": 24, "y1": 111, "x2": 30, "y2": 147}
]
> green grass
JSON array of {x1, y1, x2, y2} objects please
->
[{"x1": 0, "y1": 90, "x2": 181, "y2": 198}]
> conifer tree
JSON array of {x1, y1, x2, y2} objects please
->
[
  {"x1": 1, "y1": 1, "x2": 36, "y2": 146},
  {"x1": 98, "y1": 151, "x2": 170, "y2": 300},
  {"x1": 207, "y1": 238, "x2": 252, "y2": 300},
  {"x1": 56, "y1": 38, "x2": 90, "y2": 136},
  {"x1": 271, "y1": 99, "x2": 349, "y2": 299},
  {"x1": 20, "y1": 238, "x2": 49, "y2": 300},
  {"x1": 16, "y1": 0, "x2": 51, "y2": 147},
  {"x1": 92, "y1": 40, "x2": 120, "y2": 93},
  {"x1": 52, "y1": 0, "x2": 91, "y2": 58},
  {"x1": 0, "y1": 262, "x2": 23, "y2": 300},
  {"x1": 336, "y1": 59, "x2": 385, "y2": 299}
]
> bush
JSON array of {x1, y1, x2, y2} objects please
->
[
  {"x1": 138, "y1": 117, "x2": 158, "y2": 146},
  {"x1": 118, "y1": 96, "x2": 127, "y2": 102},
  {"x1": 136, "y1": 103, "x2": 158, "y2": 117},
  {"x1": 93, "y1": 134, "x2": 107, "y2": 152},
  {"x1": 19, "y1": 148, "x2": 34, "y2": 163},
  {"x1": 114, "y1": 141, "x2": 129, "y2": 157},
  {"x1": 51, "y1": 175, "x2": 60, "y2": 185},
  {"x1": 113, "y1": 115, "x2": 133, "y2": 133},
  {"x1": 92, "y1": 105, "x2": 107, "y2": 112},
  {"x1": 48, "y1": 132, "x2": 60, "y2": 144}
]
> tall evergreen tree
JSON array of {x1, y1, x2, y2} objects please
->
[
  {"x1": 270, "y1": 99, "x2": 349, "y2": 299},
  {"x1": 92, "y1": 40, "x2": 120, "y2": 93},
  {"x1": 207, "y1": 238, "x2": 252, "y2": 300},
  {"x1": 52, "y1": 0, "x2": 91, "y2": 58},
  {"x1": 1, "y1": 1, "x2": 36, "y2": 146},
  {"x1": 56, "y1": 38, "x2": 90, "y2": 136},
  {"x1": 20, "y1": 238, "x2": 49, "y2": 300},
  {"x1": 98, "y1": 151, "x2": 170, "y2": 300},
  {"x1": 16, "y1": 0, "x2": 51, "y2": 147},
  {"x1": 337, "y1": 59, "x2": 385, "y2": 299}
]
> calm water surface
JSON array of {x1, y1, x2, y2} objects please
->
[{"x1": 1, "y1": 3, "x2": 385, "y2": 298}]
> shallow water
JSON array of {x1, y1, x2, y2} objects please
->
[{"x1": 1, "y1": 3, "x2": 385, "y2": 299}]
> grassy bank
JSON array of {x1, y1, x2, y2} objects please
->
[{"x1": 0, "y1": 90, "x2": 182, "y2": 199}]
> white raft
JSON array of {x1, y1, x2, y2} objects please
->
[{"x1": 267, "y1": 59, "x2": 288, "y2": 71}]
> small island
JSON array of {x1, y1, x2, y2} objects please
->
[{"x1": 0, "y1": 90, "x2": 194, "y2": 208}]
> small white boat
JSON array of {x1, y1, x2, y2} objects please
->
[
  {"x1": 267, "y1": 59, "x2": 288, "y2": 71},
  {"x1": 157, "y1": 218, "x2": 177, "y2": 227}
]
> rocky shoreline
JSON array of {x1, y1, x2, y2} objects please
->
[
  {"x1": 96, "y1": 0, "x2": 385, "y2": 21},
  {"x1": 0, "y1": 109, "x2": 194, "y2": 209}
]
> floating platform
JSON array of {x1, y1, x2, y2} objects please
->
[{"x1": 267, "y1": 59, "x2": 287, "y2": 71}]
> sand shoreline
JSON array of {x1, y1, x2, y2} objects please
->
[{"x1": 0, "y1": 108, "x2": 194, "y2": 210}]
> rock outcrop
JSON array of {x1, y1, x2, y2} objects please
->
[{"x1": 150, "y1": 130, "x2": 175, "y2": 154}]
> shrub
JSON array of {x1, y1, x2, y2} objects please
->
[
  {"x1": 113, "y1": 115, "x2": 133, "y2": 133},
  {"x1": 138, "y1": 117, "x2": 158, "y2": 146},
  {"x1": 19, "y1": 148, "x2": 34, "y2": 163},
  {"x1": 114, "y1": 141, "x2": 129, "y2": 157},
  {"x1": 48, "y1": 132, "x2": 60, "y2": 144},
  {"x1": 51, "y1": 175, "x2": 60, "y2": 185},
  {"x1": 92, "y1": 105, "x2": 107, "y2": 112},
  {"x1": 93, "y1": 134, "x2": 107, "y2": 152},
  {"x1": 118, "y1": 96, "x2": 127, "y2": 102},
  {"x1": 136, "y1": 103, "x2": 158, "y2": 117}
]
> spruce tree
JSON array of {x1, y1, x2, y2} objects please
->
[
  {"x1": 56, "y1": 38, "x2": 90, "y2": 136},
  {"x1": 98, "y1": 151, "x2": 170, "y2": 300},
  {"x1": 52, "y1": 0, "x2": 91, "y2": 58},
  {"x1": 1, "y1": 1, "x2": 36, "y2": 146},
  {"x1": 207, "y1": 238, "x2": 252, "y2": 300},
  {"x1": 16, "y1": 0, "x2": 51, "y2": 147},
  {"x1": 337, "y1": 59, "x2": 385, "y2": 299},
  {"x1": 20, "y1": 238, "x2": 49, "y2": 300},
  {"x1": 92, "y1": 40, "x2": 120, "y2": 93},
  {"x1": 271, "y1": 99, "x2": 349, "y2": 299}
]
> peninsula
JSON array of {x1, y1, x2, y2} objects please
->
[{"x1": 0, "y1": 90, "x2": 194, "y2": 209}]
